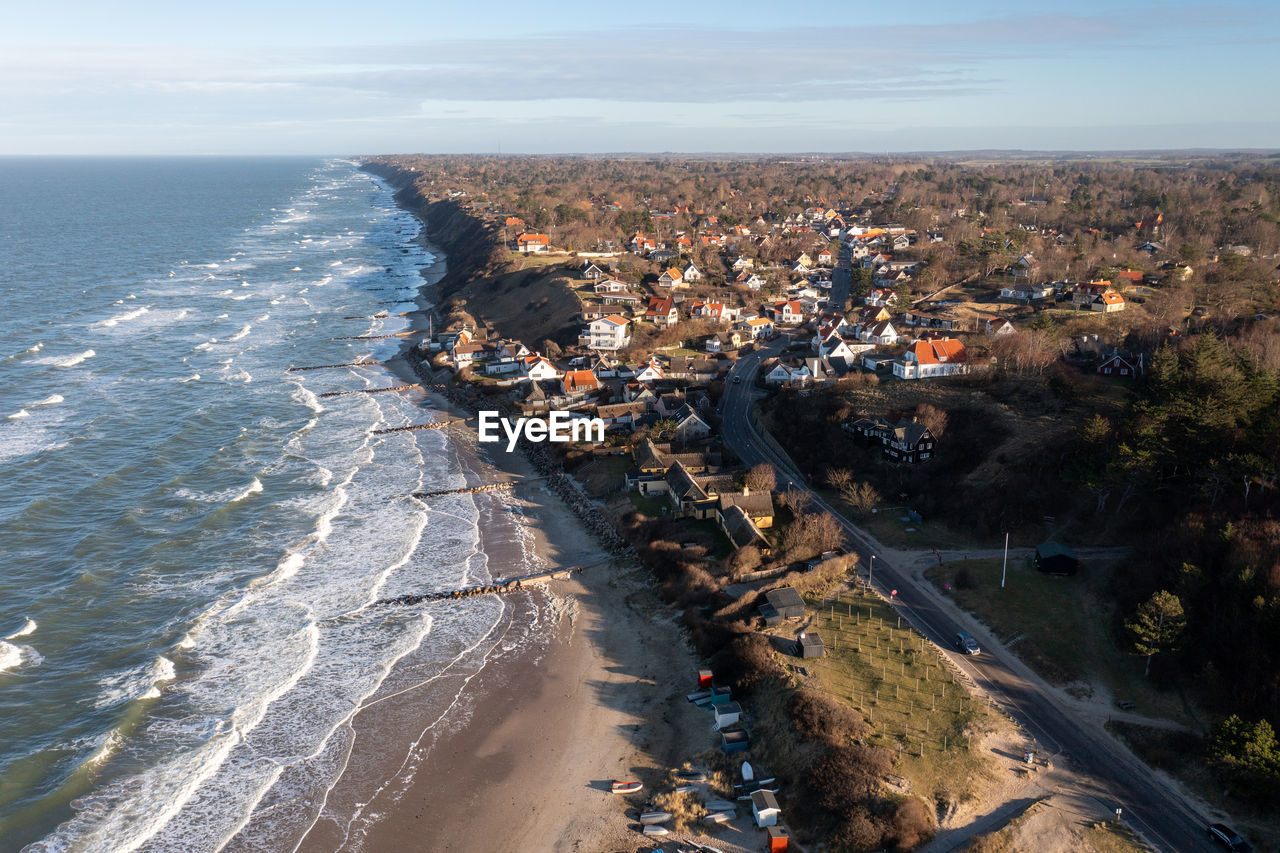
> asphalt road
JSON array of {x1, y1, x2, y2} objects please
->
[{"x1": 719, "y1": 347, "x2": 1218, "y2": 853}]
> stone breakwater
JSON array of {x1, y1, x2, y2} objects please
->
[{"x1": 405, "y1": 350, "x2": 632, "y2": 557}]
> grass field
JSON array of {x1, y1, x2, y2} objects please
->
[
  {"x1": 924, "y1": 558, "x2": 1191, "y2": 722},
  {"x1": 799, "y1": 587, "x2": 1001, "y2": 800}
]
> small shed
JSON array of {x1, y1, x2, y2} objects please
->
[
  {"x1": 1034, "y1": 541, "x2": 1079, "y2": 576},
  {"x1": 799, "y1": 632, "x2": 825, "y2": 659},
  {"x1": 697, "y1": 668, "x2": 713, "y2": 688},
  {"x1": 751, "y1": 790, "x2": 781, "y2": 827},
  {"x1": 720, "y1": 727, "x2": 750, "y2": 754},
  {"x1": 758, "y1": 603, "x2": 782, "y2": 627},
  {"x1": 765, "y1": 586, "x2": 805, "y2": 620},
  {"x1": 712, "y1": 701, "x2": 742, "y2": 729},
  {"x1": 766, "y1": 826, "x2": 792, "y2": 852}
]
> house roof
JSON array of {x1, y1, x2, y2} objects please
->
[
  {"x1": 562, "y1": 370, "x2": 599, "y2": 392},
  {"x1": 721, "y1": 504, "x2": 769, "y2": 550},
  {"x1": 516, "y1": 232, "x2": 550, "y2": 245},
  {"x1": 1036, "y1": 541, "x2": 1078, "y2": 560},
  {"x1": 717, "y1": 490, "x2": 775, "y2": 519},
  {"x1": 765, "y1": 586, "x2": 804, "y2": 612},
  {"x1": 908, "y1": 338, "x2": 967, "y2": 365},
  {"x1": 598, "y1": 315, "x2": 629, "y2": 327},
  {"x1": 666, "y1": 460, "x2": 709, "y2": 502},
  {"x1": 1100, "y1": 292, "x2": 1126, "y2": 305}
]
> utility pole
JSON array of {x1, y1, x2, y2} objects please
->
[
  {"x1": 869, "y1": 554, "x2": 875, "y2": 589},
  {"x1": 1001, "y1": 531, "x2": 1009, "y2": 589}
]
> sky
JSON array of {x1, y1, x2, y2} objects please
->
[{"x1": 2, "y1": 0, "x2": 1277, "y2": 155}]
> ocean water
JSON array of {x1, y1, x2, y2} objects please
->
[{"x1": 0, "y1": 158, "x2": 530, "y2": 851}]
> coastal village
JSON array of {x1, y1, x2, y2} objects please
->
[{"x1": 364, "y1": 154, "x2": 1280, "y2": 853}]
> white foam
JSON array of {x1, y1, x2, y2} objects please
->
[
  {"x1": 5, "y1": 617, "x2": 37, "y2": 639},
  {"x1": 226, "y1": 325, "x2": 251, "y2": 342},
  {"x1": 35, "y1": 349, "x2": 96, "y2": 368},
  {"x1": 230, "y1": 294, "x2": 252, "y2": 302},
  {"x1": 176, "y1": 374, "x2": 200, "y2": 383},
  {"x1": 0, "y1": 641, "x2": 23, "y2": 674},
  {"x1": 94, "y1": 655, "x2": 177, "y2": 708},
  {"x1": 95, "y1": 306, "x2": 150, "y2": 328},
  {"x1": 34, "y1": 394, "x2": 63, "y2": 406},
  {"x1": 8, "y1": 409, "x2": 30, "y2": 420},
  {"x1": 230, "y1": 478, "x2": 263, "y2": 503}
]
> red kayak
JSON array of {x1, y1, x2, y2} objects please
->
[{"x1": 610, "y1": 780, "x2": 643, "y2": 794}]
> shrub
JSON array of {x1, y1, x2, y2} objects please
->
[
  {"x1": 711, "y1": 634, "x2": 786, "y2": 695},
  {"x1": 787, "y1": 689, "x2": 870, "y2": 746},
  {"x1": 887, "y1": 797, "x2": 936, "y2": 851}
]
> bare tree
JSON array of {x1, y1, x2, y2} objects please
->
[
  {"x1": 912, "y1": 403, "x2": 948, "y2": 438},
  {"x1": 742, "y1": 463, "x2": 777, "y2": 493}
]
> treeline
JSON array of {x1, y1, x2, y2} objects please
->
[{"x1": 1073, "y1": 331, "x2": 1280, "y2": 803}]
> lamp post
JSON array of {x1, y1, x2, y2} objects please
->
[
  {"x1": 1001, "y1": 531, "x2": 1009, "y2": 589},
  {"x1": 869, "y1": 554, "x2": 875, "y2": 588}
]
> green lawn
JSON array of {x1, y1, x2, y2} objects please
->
[
  {"x1": 628, "y1": 492, "x2": 670, "y2": 517},
  {"x1": 925, "y1": 558, "x2": 1192, "y2": 723},
  {"x1": 801, "y1": 588, "x2": 999, "y2": 801}
]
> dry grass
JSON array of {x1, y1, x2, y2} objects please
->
[{"x1": 801, "y1": 588, "x2": 1001, "y2": 804}]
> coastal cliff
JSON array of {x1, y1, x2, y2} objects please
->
[
  {"x1": 360, "y1": 159, "x2": 508, "y2": 299},
  {"x1": 361, "y1": 158, "x2": 581, "y2": 346}
]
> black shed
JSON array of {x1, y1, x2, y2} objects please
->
[
  {"x1": 765, "y1": 586, "x2": 805, "y2": 620},
  {"x1": 1034, "y1": 542, "x2": 1079, "y2": 576}
]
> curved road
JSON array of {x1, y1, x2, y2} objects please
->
[{"x1": 719, "y1": 345, "x2": 1216, "y2": 853}]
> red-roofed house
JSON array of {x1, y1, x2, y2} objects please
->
[
  {"x1": 893, "y1": 338, "x2": 969, "y2": 379},
  {"x1": 657, "y1": 268, "x2": 686, "y2": 288},
  {"x1": 770, "y1": 301, "x2": 806, "y2": 325},
  {"x1": 560, "y1": 369, "x2": 600, "y2": 399},
  {"x1": 515, "y1": 232, "x2": 550, "y2": 253},
  {"x1": 645, "y1": 296, "x2": 679, "y2": 328}
]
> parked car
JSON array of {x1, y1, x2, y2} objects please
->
[
  {"x1": 732, "y1": 376, "x2": 742, "y2": 384},
  {"x1": 953, "y1": 631, "x2": 980, "y2": 655},
  {"x1": 1208, "y1": 823, "x2": 1252, "y2": 851}
]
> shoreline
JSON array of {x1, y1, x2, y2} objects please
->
[{"x1": 291, "y1": 176, "x2": 711, "y2": 851}]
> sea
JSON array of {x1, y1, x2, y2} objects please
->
[{"x1": 0, "y1": 158, "x2": 535, "y2": 851}]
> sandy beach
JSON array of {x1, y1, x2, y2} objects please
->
[{"x1": 286, "y1": 227, "x2": 713, "y2": 852}]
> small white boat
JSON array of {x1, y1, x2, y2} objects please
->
[
  {"x1": 642, "y1": 825, "x2": 670, "y2": 837},
  {"x1": 703, "y1": 811, "x2": 734, "y2": 824},
  {"x1": 611, "y1": 780, "x2": 643, "y2": 794},
  {"x1": 704, "y1": 798, "x2": 738, "y2": 812},
  {"x1": 741, "y1": 761, "x2": 754, "y2": 782},
  {"x1": 674, "y1": 784, "x2": 696, "y2": 793},
  {"x1": 639, "y1": 811, "x2": 672, "y2": 825}
]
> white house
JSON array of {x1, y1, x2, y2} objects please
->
[
  {"x1": 593, "y1": 279, "x2": 632, "y2": 295},
  {"x1": 740, "y1": 317, "x2": 775, "y2": 340},
  {"x1": 585, "y1": 315, "x2": 631, "y2": 351},
  {"x1": 857, "y1": 319, "x2": 899, "y2": 345},
  {"x1": 683, "y1": 262, "x2": 704, "y2": 282},
  {"x1": 893, "y1": 338, "x2": 969, "y2": 380},
  {"x1": 522, "y1": 355, "x2": 561, "y2": 380}
]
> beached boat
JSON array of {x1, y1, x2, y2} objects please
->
[
  {"x1": 675, "y1": 769, "x2": 707, "y2": 783},
  {"x1": 611, "y1": 780, "x2": 643, "y2": 794},
  {"x1": 639, "y1": 811, "x2": 672, "y2": 825},
  {"x1": 703, "y1": 811, "x2": 735, "y2": 824},
  {"x1": 674, "y1": 784, "x2": 696, "y2": 793},
  {"x1": 704, "y1": 798, "x2": 738, "y2": 812},
  {"x1": 642, "y1": 825, "x2": 670, "y2": 836}
]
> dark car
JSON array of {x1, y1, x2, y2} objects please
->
[
  {"x1": 1208, "y1": 823, "x2": 1252, "y2": 852},
  {"x1": 732, "y1": 376, "x2": 742, "y2": 384},
  {"x1": 953, "y1": 631, "x2": 980, "y2": 655}
]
